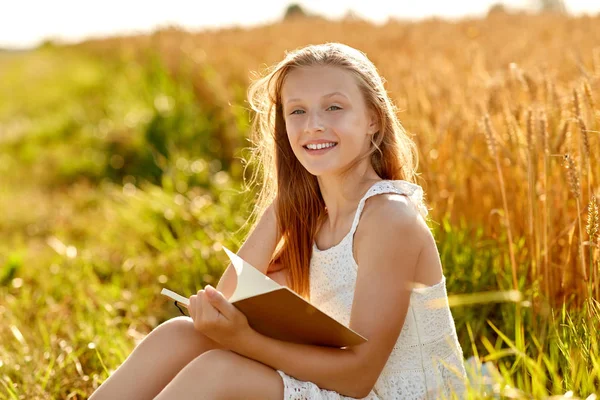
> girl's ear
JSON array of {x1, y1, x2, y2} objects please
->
[{"x1": 368, "y1": 109, "x2": 379, "y2": 135}]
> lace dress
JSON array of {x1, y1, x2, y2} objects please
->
[{"x1": 276, "y1": 180, "x2": 467, "y2": 400}]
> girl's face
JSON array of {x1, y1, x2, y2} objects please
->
[{"x1": 281, "y1": 65, "x2": 378, "y2": 177}]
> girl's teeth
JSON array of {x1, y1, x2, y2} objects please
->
[{"x1": 307, "y1": 143, "x2": 336, "y2": 150}]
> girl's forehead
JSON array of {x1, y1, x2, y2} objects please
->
[{"x1": 282, "y1": 66, "x2": 359, "y2": 99}]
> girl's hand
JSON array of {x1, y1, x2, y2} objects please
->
[{"x1": 188, "y1": 285, "x2": 252, "y2": 350}]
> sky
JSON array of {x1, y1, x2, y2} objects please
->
[{"x1": 1, "y1": 0, "x2": 599, "y2": 49}]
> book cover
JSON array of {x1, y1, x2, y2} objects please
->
[{"x1": 161, "y1": 246, "x2": 368, "y2": 348}]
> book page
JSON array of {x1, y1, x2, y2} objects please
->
[
  {"x1": 222, "y1": 246, "x2": 282, "y2": 303},
  {"x1": 161, "y1": 288, "x2": 189, "y2": 306}
]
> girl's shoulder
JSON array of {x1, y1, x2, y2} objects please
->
[
  {"x1": 361, "y1": 180, "x2": 429, "y2": 218},
  {"x1": 356, "y1": 189, "x2": 442, "y2": 287},
  {"x1": 360, "y1": 191, "x2": 426, "y2": 232},
  {"x1": 355, "y1": 186, "x2": 429, "y2": 255},
  {"x1": 374, "y1": 179, "x2": 428, "y2": 219},
  {"x1": 355, "y1": 180, "x2": 431, "y2": 245}
]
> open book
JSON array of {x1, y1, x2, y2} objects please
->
[{"x1": 161, "y1": 246, "x2": 367, "y2": 348}]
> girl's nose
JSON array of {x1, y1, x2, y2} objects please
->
[{"x1": 305, "y1": 111, "x2": 325, "y2": 133}]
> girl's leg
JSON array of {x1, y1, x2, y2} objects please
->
[
  {"x1": 89, "y1": 316, "x2": 225, "y2": 400},
  {"x1": 153, "y1": 349, "x2": 284, "y2": 400}
]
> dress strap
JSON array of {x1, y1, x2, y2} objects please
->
[{"x1": 347, "y1": 180, "x2": 428, "y2": 240}]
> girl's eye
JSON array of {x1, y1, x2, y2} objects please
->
[{"x1": 289, "y1": 106, "x2": 341, "y2": 115}]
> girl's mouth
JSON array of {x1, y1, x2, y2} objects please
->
[{"x1": 303, "y1": 143, "x2": 338, "y2": 155}]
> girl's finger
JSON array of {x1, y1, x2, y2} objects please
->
[
  {"x1": 196, "y1": 290, "x2": 206, "y2": 323},
  {"x1": 200, "y1": 290, "x2": 220, "y2": 322},
  {"x1": 188, "y1": 294, "x2": 197, "y2": 316},
  {"x1": 199, "y1": 290, "x2": 210, "y2": 320}
]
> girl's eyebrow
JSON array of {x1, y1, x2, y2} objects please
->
[{"x1": 285, "y1": 91, "x2": 348, "y2": 105}]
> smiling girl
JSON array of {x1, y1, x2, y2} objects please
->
[{"x1": 90, "y1": 43, "x2": 467, "y2": 400}]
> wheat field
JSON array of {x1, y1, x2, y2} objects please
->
[{"x1": 0, "y1": 10, "x2": 599, "y2": 399}]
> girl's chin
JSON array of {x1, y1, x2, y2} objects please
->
[
  {"x1": 297, "y1": 155, "x2": 353, "y2": 176},
  {"x1": 303, "y1": 164, "x2": 341, "y2": 177}
]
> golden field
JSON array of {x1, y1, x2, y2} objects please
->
[{"x1": 1, "y1": 10, "x2": 599, "y2": 399}]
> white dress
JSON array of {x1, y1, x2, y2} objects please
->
[{"x1": 276, "y1": 180, "x2": 467, "y2": 400}]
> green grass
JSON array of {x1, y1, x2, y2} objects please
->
[{"x1": 0, "y1": 46, "x2": 598, "y2": 399}]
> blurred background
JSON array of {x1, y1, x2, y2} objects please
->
[
  {"x1": 1, "y1": 0, "x2": 599, "y2": 50},
  {"x1": 1, "y1": 1, "x2": 600, "y2": 399}
]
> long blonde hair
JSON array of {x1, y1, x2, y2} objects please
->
[{"x1": 243, "y1": 42, "x2": 420, "y2": 300}]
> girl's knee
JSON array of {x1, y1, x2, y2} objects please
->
[
  {"x1": 142, "y1": 316, "x2": 197, "y2": 345},
  {"x1": 154, "y1": 316, "x2": 195, "y2": 334},
  {"x1": 148, "y1": 316, "x2": 224, "y2": 352},
  {"x1": 157, "y1": 316, "x2": 194, "y2": 330}
]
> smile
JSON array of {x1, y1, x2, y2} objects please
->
[
  {"x1": 303, "y1": 143, "x2": 337, "y2": 156},
  {"x1": 304, "y1": 142, "x2": 337, "y2": 150}
]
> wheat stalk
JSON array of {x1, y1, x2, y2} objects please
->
[
  {"x1": 586, "y1": 195, "x2": 599, "y2": 299},
  {"x1": 525, "y1": 109, "x2": 536, "y2": 280},
  {"x1": 564, "y1": 153, "x2": 589, "y2": 290},
  {"x1": 573, "y1": 88, "x2": 583, "y2": 120},
  {"x1": 553, "y1": 115, "x2": 570, "y2": 154},
  {"x1": 593, "y1": 47, "x2": 600, "y2": 77},
  {"x1": 578, "y1": 115, "x2": 593, "y2": 191},
  {"x1": 586, "y1": 195, "x2": 598, "y2": 241},
  {"x1": 540, "y1": 110, "x2": 551, "y2": 297},
  {"x1": 572, "y1": 89, "x2": 589, "y2": 194},
  {"x1": 483, "y1": 114, "x2": 519, "y2": 291},
  {"x1": 583, "y1": 80, "x2": 597, "y2": 113},
  {"x1": 565, "y1": 154, "x2": 581, "y2": 200},
  {"x1": 503, "y1": 104, "x2": 517, "y2": 150}
]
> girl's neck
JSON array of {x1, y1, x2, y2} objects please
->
[{"x1": 317, "y1": 170, "x2": 383, "y2": 232}]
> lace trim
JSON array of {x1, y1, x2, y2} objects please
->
[
  {"x1": 388, "y1": 180, "x2": 429, "y2": 219},
  {"x1": 277, "y1": 370, "x2": 381, "y2": 399},
  {"x1": 382, "y1": 333, "x2": 465, "y2": 373}
]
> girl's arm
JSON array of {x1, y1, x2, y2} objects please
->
[
  {"x1": 235, "y1": 194, "x2": 432, "y2": 398},
  {"x1": 239, "y1": 330, "x2": 364, "y2": 397},
  {"x1": 216, "y1": 202, "x2": 281, "y2": 300}
]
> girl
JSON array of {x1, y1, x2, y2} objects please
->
[{"x1": 90, "y1": 42, "x2": 467, "y2": 399}]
